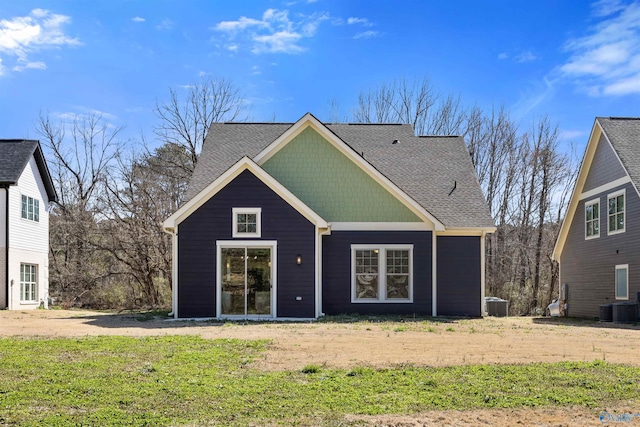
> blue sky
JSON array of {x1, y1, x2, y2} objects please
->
[{"x1": 1, "y1": 0, "x2": 639, "y2": 150}]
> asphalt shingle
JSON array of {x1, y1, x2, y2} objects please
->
[
  {"x1": 597, "y1": 117, "x2": 640, "y2": 188},
  {"x1": 185, "y1": 120, "x2": 494, "y2": 229}
]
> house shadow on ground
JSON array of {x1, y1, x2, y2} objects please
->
[{"x1": 532, "y1": 316, "x2": 640, "y2": 331}]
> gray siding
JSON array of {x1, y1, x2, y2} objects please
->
[
  {"x1": 561, "y1": 181, "x2": 640, "y2": 317},
  {"x1": 177, "y1": 170, "x2": 316, "y2": 318},
  {"x1": 437, "y1": 236, "x2": 482, "y2": 316},
  {"x1": 583, "y1": 135, "x2": 626, "y2": 192},
  {"x1": 322, "y1": 231, "x2": 432, "y2": 315}
]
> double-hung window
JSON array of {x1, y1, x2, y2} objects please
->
[
  {"x1": 21, "y1": 195, "x2": 39, "y2": 222},
  {"x1": 352, "y1": 245, "x2": 413, "y2": 303},
  {"x1": 585, "y1": 198, "x2": 599, "y2": 239},
  {"x1": 232, "y1": 208, "x2": 261, "y2": 238},
  {"x1": 20, "y1": 263, "x2": 38, "y2": 302},
  {"x1": 608, "y1": 190, "x2": 625, "y2": 235}
]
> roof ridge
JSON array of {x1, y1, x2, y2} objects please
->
[{"x1": 418, "y1": 135, "x2": 460, "y2": 138}]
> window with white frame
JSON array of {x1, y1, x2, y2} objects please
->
[
  {"x1": 352, "y1": 245, "x2": 413, "y2": 302},
  {"x1": 585, "y1": 199, "x2": 600, "y2": 239},
  {"x1": 21, "y1": 195, "x2": 39, "y2": 222},
  {"x1": 232, "y1": 208, "x2": 261, "y2": 238},
  {"x1": 615, "y1": 264, "x2": 628, "y2": 300},
  {"x1": 20, "y1": 263, "x2": 38, "y2": 302},
  {"x1": 608, "y1": 190, "x2": 625, "y2": 234}
]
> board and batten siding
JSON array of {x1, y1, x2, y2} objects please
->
[
  {"x1": 561, "y1": 181, "x2": 640, "y2": 318},
  {"x1": 583, "y1": 134, "x2": 627, "y2": 192},
  {"x1": 6, "y1": 157, "x2": 51, "y2": 309},
  {"x1": 177, "y1": 169, "x2": 316, "y2": 318},
  {"x1": 436, "y1": 236, "x2": 482, "y2": 317},
  {"x1": 322, "y1": 231, "x2": 432, "y2": 315}
]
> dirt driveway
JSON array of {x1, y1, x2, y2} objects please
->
[{"x1": 2, "y1": 309, "x2": 640, "y2": 426}]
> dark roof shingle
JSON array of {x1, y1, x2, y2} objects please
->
[
  {"x1": 598, "y1": 117, "x2": 640, "y2": 188},
  {"x1": 185, "y1": 120, "x2": 494, "y2": 229},
  {"x1": 0, "y1": 139, "x2": 57, "y2": 201}
]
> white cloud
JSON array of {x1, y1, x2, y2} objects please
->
[
  {"x1": 560, "y1": 1, "x2": 640, "y2": 96},
  {"x1": 251, "y1": 65, "x2": 261, "y2": 75},
  {"x1": 353, "y1": 30, "x2": 380, "y2": 40},
  {"x1": 515, "y1": 50, "x2": 538, "y2": 63},
  {"x1": 13, "y1": 60, "x2": 46, "y2": 71},
  {"x1": 498, "y1": 52, "x2": 509, "y2": 60},
  {"x1": 559, "y1": 129, "x2": 586, "y2": 140},
  {"x1": 132, "y1": 17, "x2": 145, "y2": 23},
  {"x1": 156, "y1": 19, "x2": 174, "y2": 30},
  {"x1": 347, "y1": 17, "x2": 373, "y2": 26},
  {"x1": 0, "y1": 8, "x2": 79, "y2": 75},
  {"x1": 213, "y1": 8, "x2": 329, "y2": 54}
]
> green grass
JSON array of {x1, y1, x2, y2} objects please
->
[{"x1": 0, "y1": 336, "x2": 639, "y2": 426}]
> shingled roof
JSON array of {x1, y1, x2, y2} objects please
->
[
  {"x1": 185, "y1": 116, "x2": 494, "y2": 229},
  {"x1": 0, "y1": 139, "x2": 57, "y2": 202},
  {"x1": 597, "y1": 117, "x2": 640, "y2": 188}
]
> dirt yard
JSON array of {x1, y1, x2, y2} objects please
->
[{"x1": 2, "y1": 309, "x2": 640, "y2": 426}]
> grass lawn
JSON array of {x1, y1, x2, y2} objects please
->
[{"x1": 1, "y1": 335, "x2": 639, "y2": 426}]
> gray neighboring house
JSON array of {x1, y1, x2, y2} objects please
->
[
  {"x1": 1, "y1": 139, "x2": 57, "y2": 309},
  {"x1": 553, "y1": 117, "x2": 640, "y2": 317},
  {"x1": 164, "y1": 113, "x2": 495, "y2": 320}
]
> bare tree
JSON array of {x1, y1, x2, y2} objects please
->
[
  {"x1": 153, "y1": 76, "x2": 245, "y2": 178},
  {"x1": 37, "y1": 112, "x2": 123, "y2": 305}
]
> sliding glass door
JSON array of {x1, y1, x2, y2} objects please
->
[{"x1": 220, "y1": 246, "x2": 272, "y2": 316}]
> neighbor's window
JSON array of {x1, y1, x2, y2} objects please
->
[
  {"x1": 615, "y1": 264, "x2": 628, "y2": 300},
  {"x1": 352, "y1": 245, "x2": 413, "y2": 303},
  {"x1": 585, "y1": 199, "x2": 599, "y2": 239},
  {"x1": 232, "y1": 208, "x2": 261, "y2": 238},
  {"x1": 21, "y1": 195, "x2": 39, "y2": 222},
  {"x1": 608, "y1": 190, "x2": 625, "y2": 234},
  {"x1": 20, "y1": 263, "x2": 37, "y2": 302}
]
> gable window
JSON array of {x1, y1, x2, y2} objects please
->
[
  {"x1": 352, "y1": 245, "x2": 413, "y2": 303},
  {"x1": 232, "y1": 208, "x2": 261, "y2": 238},
  {"x1": 21, "y1": 195, "x2": 39, "y2": 222},
  {"x1": 585, "y1": 199, "x2": 600, "y2": 239},
  {"x1": 20, "y1": 263, "x2": 38, "y2": 302},
  {"x1": 615, "y1": 264, "x2": 628, "y2": 300},
  {"x1": 608, "y1": 190, "x2": 625, "y2": 235}
]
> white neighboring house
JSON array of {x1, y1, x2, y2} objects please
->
[{"x1": 0, "y1": 140, "x2": 57, "y2": 310}]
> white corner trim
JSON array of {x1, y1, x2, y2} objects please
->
[
  {"x1": 579, "y1": 176, "x2": 631, "y2": 201},
  {"x1": 253, "y1": 113, "x2": 446, "y2": 231},
  {"x1": 163, "y1": 157, "x2": 327, "y2": 229}
]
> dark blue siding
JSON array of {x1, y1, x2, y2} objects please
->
[
  {"x1": 177, "y1": 169, "x2": 316, "y2": 318},
  {"x1": 437, "y1": 236, "x2": 481, "y2": 317},
  {"x1": 322, "y1": 231, "x2": 432, "y2": 315}
]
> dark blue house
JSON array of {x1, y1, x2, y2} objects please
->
[{"x1": 163, "y1": 113, "x2": 495, "y2": 319}]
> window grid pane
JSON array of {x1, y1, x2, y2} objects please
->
[
  {"x1": 20, "y1": 264, "x2": 37, "y2": 302},
  {"x1": 586, "y1": 202, "x2": 599, "y2": 237},
  {"x1": 386, "y1": 250, "x2": 410, "y2": 299},
  {"x1": 355, "y1": 250, "x2": 379, "y2": 299},
  {"x1": 608, "y1": 194, "x2": 625, "y2": 232},
  {"x1": 236, "y1": 213, "x2": 257, "y2": 234}
]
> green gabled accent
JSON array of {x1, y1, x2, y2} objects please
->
[{"x1": 261, "y1": 126, "x2": 421, "y2": 222}]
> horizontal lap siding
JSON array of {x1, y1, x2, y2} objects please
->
[
  {"x1": 437, "y1": 236, "x2": 481, "y2": 317},
  {"x1": 583, "y1": 135, "x2": 626, "y2": 192},
  {"x1": 322, "y1": 231, "x2": 432, "y2": 315},
  {"x1": 178, "y1": 170, "x2": 316, "y2": 318},
  {"x1": 561, "y1": 181, "x2": 640, "y2": 318}
]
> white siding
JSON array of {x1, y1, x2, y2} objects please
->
[
  {"x1": 9, "y1": 157, "x2": 50, "y2": 253},
  {"x1": 0, "y1": 188, "x2": 5, "y2": 308},
  {"x1": 6, "y1": 156, "x2": 51, "y2": 309},
  {"x1": 0, "y1": 187, "x2": 6, "y2": 246}
]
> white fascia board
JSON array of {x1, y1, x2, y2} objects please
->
[
  {"x1": 436, "y1": 227, "x2": 497, "y2": 236},
  {"x1": 253, "y1": 112, "x2": 445, "y2": 231},
  {"x1": 553, "y1": 119, "x2": 636, "y2": 260},
  {"x1": 552, "y1": 120, "x2": 604, "y2": 260},
  {"x1": 163, "y1": 156, "x2": 328, "y2": 230}
]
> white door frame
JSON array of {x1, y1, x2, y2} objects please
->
[{"x1": 216, "y1": 240, "x2": 278, "y2": 319}]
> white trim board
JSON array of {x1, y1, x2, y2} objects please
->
[
  {"x1": 579, "y1": 177, "x2": 631, "y2": 200},
  {"x1": 163, "y1": 157, "x2": 328, "y2": 230},
  {"x1": 253, "y1": 113, "x2": 445, "y2": 231},
  {"x1": 330, "y1": 222, "x2": 432, "y2": 231}
]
